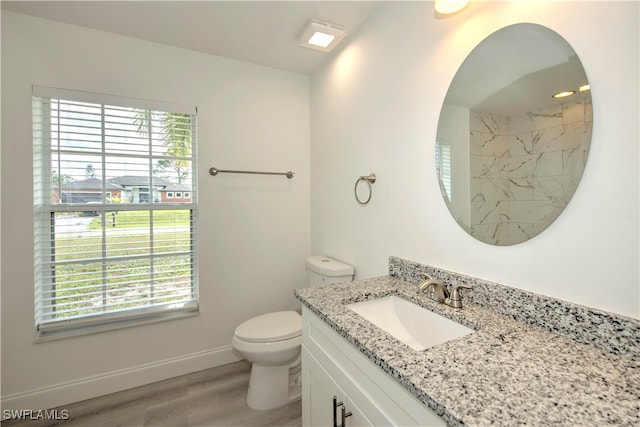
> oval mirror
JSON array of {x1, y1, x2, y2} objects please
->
[{"x1": 436, "y1": 23, "x2": 592, "y2": 245}]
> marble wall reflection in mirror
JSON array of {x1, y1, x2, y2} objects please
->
[{"x1": 436, "y1": 23, "x2": 592, "y2": 245}]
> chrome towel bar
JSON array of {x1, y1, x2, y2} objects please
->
[{"x1": 209, "y1": 167, "x2": 294, "y2": 179}]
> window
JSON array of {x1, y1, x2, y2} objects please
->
[
  {"x1": 176, "y1": 192, "x2": 182, "y2": 198},
  {"x1": 436, "y1": 140, "x2": 452, "y2": 202},
  {"x1": 167, "y1": 192, "x2": 174, "y2": 198},
  {"x1": 33, "y1": 86, "x2": 198, "y2": 338}
]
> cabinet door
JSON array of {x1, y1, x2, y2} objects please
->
[{"x1": 302, "y1": 346, "x2": 372, "y2": 427}]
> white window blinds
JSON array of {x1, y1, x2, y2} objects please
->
[
  {"x1": 33, "y1": 86, "x2": 198, "y2": 338},
  {"x1": 436, "y1": 141, "x2": 452, "y2": 202}
]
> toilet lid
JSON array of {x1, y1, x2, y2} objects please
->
[{"x1": 235, "y1": 311, "x2": 302, "y2": 343}]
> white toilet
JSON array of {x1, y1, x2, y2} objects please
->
[{"x1": 232, "y1": 256, "x2": 354, "y2": 410}]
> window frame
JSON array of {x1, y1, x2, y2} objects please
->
[{"x1": 32, "y1": 86, "x2": 199, "y2": 340}]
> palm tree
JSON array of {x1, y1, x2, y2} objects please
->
[
  {"x1": 134, "y1": 110, "x2": 192, "y2": 185},
  {"x1": 85, "y1": 163, "x2": 96, "y2": 179},
  {"x1": 159, "y1": 112, "x2": 191, "y2": 185}
]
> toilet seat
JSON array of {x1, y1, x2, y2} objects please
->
[{"x1": 234, "y1": 311, "x2": 301, "y2": 343}]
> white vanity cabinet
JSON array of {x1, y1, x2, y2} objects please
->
[{"x1": 301, "y1": 307, "x2": 446, "y2": 427}]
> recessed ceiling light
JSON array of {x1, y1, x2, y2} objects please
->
[
  {"x1": 553, "y1": 90, "x2": 576, "y2": 99},
  {"x1": 308, "y1": 32, "x2": 335, "y2": 48},
  {"x1": 579, "y1": 84, "x2": 591, "y2": 92},
  {"x1": 435, "y1": 0, "x2": 470, "y2": 15},
  {"x1": 299, "y1": 20, "x2": 345, "y2": 53}
]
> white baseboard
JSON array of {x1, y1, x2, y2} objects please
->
[{"x1": 1, "y1": 345, "x2": 241, "y2": 411}]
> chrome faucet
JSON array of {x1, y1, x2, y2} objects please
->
[
  {"x1": 447, "y1": 284, "x2": 473, "y2": 308},
  {"x1": 418, "y1": 274, "x2": 449, "y2": 303},
  {"x1": 418, "y1": 273, "x2": 472, "y2": 309}
]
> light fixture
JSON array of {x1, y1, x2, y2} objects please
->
[
  {"x1": 579, "y1": 84, "x2": 591, "y2": 92},
  {"x1": 435, "y1": 0, "x2": 470, "y2": 15},
  {"x1": 299, "y1": 20, "x2": 345, "y2": 53},
  {"x1": 553, "y1": 90, "x2": 576, "y2": 99}
]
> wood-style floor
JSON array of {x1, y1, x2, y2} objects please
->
[{"x1": 2, "y1": 361, "x2": 302, "y2": 427}]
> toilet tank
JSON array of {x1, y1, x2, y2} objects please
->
[{"x1": 306, "y1": 256, "x2": 354, "y2": 287}]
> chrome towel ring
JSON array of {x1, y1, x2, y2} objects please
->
[{"x1": 354, "y1": 173, "x2": 376, "y2": 205}]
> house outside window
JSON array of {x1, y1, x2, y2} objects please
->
[
  {"x1": 33, "y1": 86, "x2": 199, "y2": 338},
  {"x1": 138, "y1": 187, "x2": 150, "y2": 203}
]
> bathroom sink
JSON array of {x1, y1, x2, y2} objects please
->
[{"x1": 347, "y1": 296, "x2": 474, "y2": 351}]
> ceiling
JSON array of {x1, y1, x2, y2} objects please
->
[
  {"x1": 443, "y1": 23, "x2": 590, "y2": 116},
  {"x1": 1, "y1": 1, "x2": 380, "y2": 75}
]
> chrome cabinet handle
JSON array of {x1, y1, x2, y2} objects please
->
[
  {"x1": 340, "y1": 406, "x2": 353, "y2": 427},
  {"x1": 332, "y1": 396, "x2": 343, "y2": 427},
  {"x1": 332, "y1": 396, "x2": 352, "y2": 427}
]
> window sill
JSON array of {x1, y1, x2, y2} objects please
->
[{"x1": 34, "y1": 308, "x2": 199, "y2": 343}]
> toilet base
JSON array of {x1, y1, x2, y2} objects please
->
[{"x1": 246, "y1": 364, "x2": 301, "y2": 411}]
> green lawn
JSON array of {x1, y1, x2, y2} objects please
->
[
  {"x1": 52, "y1": 220, "x2": 193, "y2": 319},
  {"x1": 89, "y1": 209, "x2": 190, "y2": 229}
]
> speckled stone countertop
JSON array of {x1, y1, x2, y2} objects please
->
[{"x1": 294, "y1": 276, "x2": 640, "y2": 426}]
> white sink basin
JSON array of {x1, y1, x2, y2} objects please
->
[{"x1": 347, "y1": 296, "x2": 474, "y2": 351}]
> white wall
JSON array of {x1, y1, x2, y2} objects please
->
[
  {"x1": 1, "y1": 12, "x2": 310, "y2": 409},
  {"x1": 310, "y1": 1, "x2": 639, "y2": 318}
]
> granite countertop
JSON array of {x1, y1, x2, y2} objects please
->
[{"x1": 294, "y1": 276, "x2": 640, "y2": 427}]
